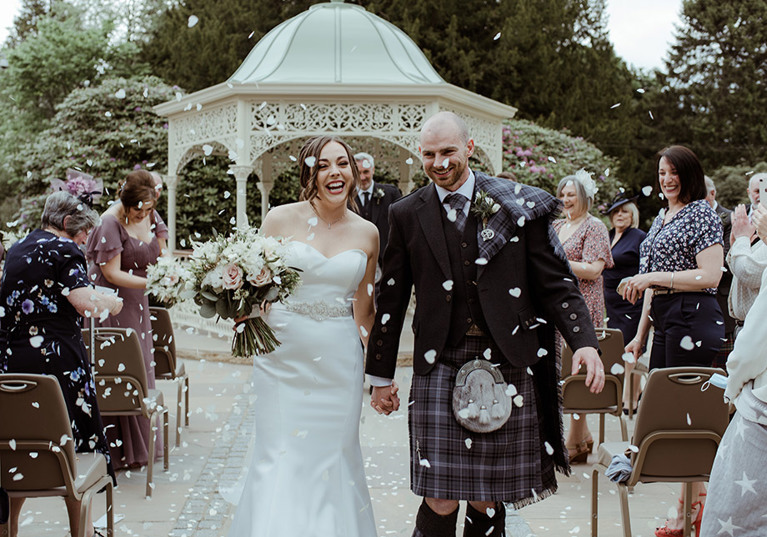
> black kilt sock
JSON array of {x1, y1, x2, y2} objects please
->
[
  {"x1": 463, "y1": 502, "x2": 506, "y2": 537},
  {"x1": 412, "y1": 499, "x2": 459, "y2": 537}
]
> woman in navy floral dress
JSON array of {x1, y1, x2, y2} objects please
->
[
  {"x1": 0, "y1": 192, "x2": 123, "y2": 537},
  {"x1": 622, "y1": 146, "x2": 724, "y2": 537}
]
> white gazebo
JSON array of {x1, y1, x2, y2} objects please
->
[{"x1": 154, "y1": 0, "x2": 517, "y2": 251}]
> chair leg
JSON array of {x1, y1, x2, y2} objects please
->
[
  {"x1": 175, "y1": 378, "x2": 183, "y2": 447},
  {"x1": 683, "y1": 482, "x2": 693, "y2": 537},
  {"x1": 147, "y1": 411, "x2": 157, "y2": 497},
  {"x1": 163, "y1": 408, "x2": 169, "y2": 471},
  {"x1": 599, "y1": 414, "x2": 605, "y2": 445},
  {"x1": 106, "y1": 481, "x2": 114, "y2": 537},
  {"x1": 618, "y1": 484, "x2": 632, "y2": 537},
  {"x1": 591, "y1": 467, "x2": 599, "y2": 537},
  {"x1": 184, "y1": 376, "x2": 190, "y2": 426},
  {"x1": 618, "y1": 414, "x2": 628, "y2": 442}
]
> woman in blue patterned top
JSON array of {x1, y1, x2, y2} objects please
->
[{"x1": 621, "y1": 145, "x2": 724, "y2": 537}]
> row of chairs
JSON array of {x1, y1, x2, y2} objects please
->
[
  {"x1": 0, "y1": 308, "x2": 188, "y2": 536},
  {"x1": 561, "y1": 328, "x2": 729, "y2": 537}
]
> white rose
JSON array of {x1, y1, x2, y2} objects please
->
[{"x1": 250, "y1": 267, "x2": 273, "y2": 287}]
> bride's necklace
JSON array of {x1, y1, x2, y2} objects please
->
[{"x1": 310, "y1": 202, "x2": 347, "y2": 230}]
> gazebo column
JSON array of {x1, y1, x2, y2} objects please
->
[
  {"x1": 165, "y1": 174, "x2": 178, "y2": 253},
  {"x1": 229, "y1": 165, "x2": 254, "y2": 229},
  {"x1": 256, "y1": 154, "x2": 274, "y2": 223},
  {"x1": 397, "y1": 147, "x2": 416, "y2": 193}
]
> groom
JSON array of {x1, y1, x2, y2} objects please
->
[{"x1": 367, "y1": 112, "x2": 605, "y2": 537}]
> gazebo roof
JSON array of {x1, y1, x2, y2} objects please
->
[{"x1": 229, "y1": 1, "x2": 444, "y2": 85}]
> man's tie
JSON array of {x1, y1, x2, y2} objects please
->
[
  {"x1": 362, "y1": 191, "x2": 371, "y2": 218},
  {"x1": 444, "y1": 192, "x2": 468, "y2": 233}
]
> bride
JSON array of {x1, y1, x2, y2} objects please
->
[{"x1": 227, "y1": 136, "x2": 392, "y2": 536}]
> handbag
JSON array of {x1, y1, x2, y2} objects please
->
[{"x1": 452, "y1": 359, "x2": 512, "y2": 433}]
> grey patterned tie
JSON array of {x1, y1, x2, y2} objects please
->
[{"x1": 444, "y1": 193, "x2": 468, "y2": 233}]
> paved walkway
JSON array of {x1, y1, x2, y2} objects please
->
[{"x1": 7, "y1": 329, "x2": 684, "y2": 537}]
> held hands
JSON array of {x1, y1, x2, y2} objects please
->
[
  {"x1": 571, "y1": 347, "x2": 605, "y2": 394},
  {"x1": 371, "y1": 380, "x2": 400, "y2": 415},
  {"x1": 110, "y1": 296, "x2": 124, "y2": 315}
]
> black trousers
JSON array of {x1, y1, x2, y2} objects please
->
[{"x1": 649, "y1": 292, "x2": 724, "y2": 370}]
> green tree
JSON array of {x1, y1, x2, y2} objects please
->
[
  {"x1": 6, "y1": 76, "x2": 176, "y2": 228},
  {"x1": 141, "y1": 0, "x2": 314, "y2": 92},
  {"x1": 4, "y1": 16, "x2": 112, "y2": 122},
  {"x1": 655, "y1": 0, "x2": 767, "y2": 169}
]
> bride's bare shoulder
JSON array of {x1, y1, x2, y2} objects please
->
[{"x1": 260, "y1": 201, "x2": 310, "y2": 236}]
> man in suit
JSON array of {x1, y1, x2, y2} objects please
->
[
  {"x1": 747, "y1": 173, "x2": 764, "y2": 221},
  {"x1": 367, "y1": 112, "x2": 604, "y2": 537},
  {"x1": 354, "y1": 152, "x2": 402, "y2": 275},
  {"x1": 705, "y1": 176, "x2": 735, "y2": 366}
]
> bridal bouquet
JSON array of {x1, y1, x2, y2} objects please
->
[
  {"x1": 187, "y1": 227, "x2": 301, "y2": 357},
  {"x1": 145, "y1": 256, "x2": 194, "y2": 308}
]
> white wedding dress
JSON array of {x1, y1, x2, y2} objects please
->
[{"x1": 227, "y1": 241, "x2": 377, "y2": 537}]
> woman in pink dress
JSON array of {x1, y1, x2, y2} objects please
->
[
  {"x1": 86, "y1": 170, "x2": 168, "y2": 468},
  {"x1": 553, "y1": 170, "x2": 613, "y2": 463}
]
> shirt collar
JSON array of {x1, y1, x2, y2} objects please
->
[
  {"x1": 358, "y1": 183, "x2": 375, "y2": 198},
  {"x1": 435, "y1": 170, "x2": 475, "y2": 204}
]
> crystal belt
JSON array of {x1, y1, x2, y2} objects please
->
[{"x1": 283, "y1": 300, "x2": 352, "y2": 321}]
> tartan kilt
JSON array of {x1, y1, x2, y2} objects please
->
[{"x1": 408, "y1": 335, "x2": 557, "y2": 506}]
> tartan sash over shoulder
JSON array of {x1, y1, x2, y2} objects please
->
[{"x1": 472, "y1": 172, "x2": 566, "y2": 268}]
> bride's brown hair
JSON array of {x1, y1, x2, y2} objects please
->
[{"x1": 298, "y1": 136, "x2": 360, "y2": 211}]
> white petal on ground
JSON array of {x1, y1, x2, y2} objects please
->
[{"x1": 187, "y1": 15, "x2": 199, "y2": 28}]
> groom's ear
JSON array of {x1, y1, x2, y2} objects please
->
[{"x1": 467, "y1": 139, "x2": 475, "y2": 158}]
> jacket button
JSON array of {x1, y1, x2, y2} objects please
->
[
  {"x1": 446, "y1": 295, "x2": 452, "y2": 302},
  {"x1": 381, "y1": 326, "x2": 388, "y2": 333},
  {"x1": 466, "y1": 318, "x2": 472, "y2": 324},
  {"x1": 376, "y1": 340, "x2": 383, "y2": 346},
  {"x1": 573, "y1": 326, "x2": 580, "y2": 333},
  {"x1": 464, "y1": 260, "x2": 471, "y2": 266},
  {"x1": 375, "y1": 354, "x2": 382, "y2": 360},
  {"x1": 570, "y1": 313, "x2": 577, "y2": 320},
  {"x1": 461, "y1": 242, "x2": 468, "y2": 248},
  {"x1": 562, "y1": 302, "x2": 569, "y2": 309}
]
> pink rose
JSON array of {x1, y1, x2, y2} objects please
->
[
  {"x1": 222, "y1": 264, "x2": 244, "y2": 290},
  {"x1": 250, "y1": 267, "x2": 273, "y2": 287}
]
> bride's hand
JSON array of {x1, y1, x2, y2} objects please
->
[{"x1": 371, "y1": 381, "x2": 400, "y2": 415}]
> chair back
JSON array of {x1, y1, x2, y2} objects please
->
[
  {"x1": 149, "y1": 307, "x2": 176, "y2": 377},
  {"x1": 83, "y1": 327, "x2": 150, "y2": 414},
  {"x1": 630, "y1": 367, "x2": 728, "y2": 482},
  {"x1": 561, "y1": 328, "x2": 625, "y2": 410},
  {"x1": 0, "y1": 374, "x2": 77, "y2": 491}
]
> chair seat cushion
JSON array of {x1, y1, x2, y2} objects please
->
[{"x1": 73, "y1": 453, "x2": 108, "y2": 492}]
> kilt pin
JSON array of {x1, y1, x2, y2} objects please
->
[{"x1": 366, "y1": 171, "x2": 600, "y2": 535}]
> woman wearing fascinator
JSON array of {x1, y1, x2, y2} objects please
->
[
  {"x1": 602, "y1": 192, "x2": 646, "y2": 414},
  {"x1": 553, "y1": 169, "x2": 614, "y2": 463}
]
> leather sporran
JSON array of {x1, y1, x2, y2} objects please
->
[{"x1": 452, "y1": 359, "x2": 512, "y2": 433}]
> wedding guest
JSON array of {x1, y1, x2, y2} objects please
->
[
  {"x1": 602, "y1": 192, "x2": 646, "y2": 413},
  {"x1": 103, "y1": 170, "x2": 168, "y2": 255},
  {"x1": 86, "y1": 170, "x2": 167, "y2": 468},
  {"x1": 553, "y1": 170, "x2": 614, "y2": 463},
  {"x1": 727, "y1": 204, "x2": 767, "y2": 341},
  {"x1": 699, "y1": 266, "x2": 767, "y2": 537},
  {"x1": 746, "y1": 173, "x2": 764, "y2": 221},
  {"x1": 0, "y1": 192, "x2": 122, "y2": 537},
  {"x1": 368, "y1": 112, "x2": 604, "y2": 537},
  {"x1": 622, "y1": 145, "x2": 724, "y2": 536},
  {"x1": 354, "y1": 152, "x2": 401, "y2": 276},
  {"x1": 705, "y1": 176, "x2": 735, "y2": 367}
]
